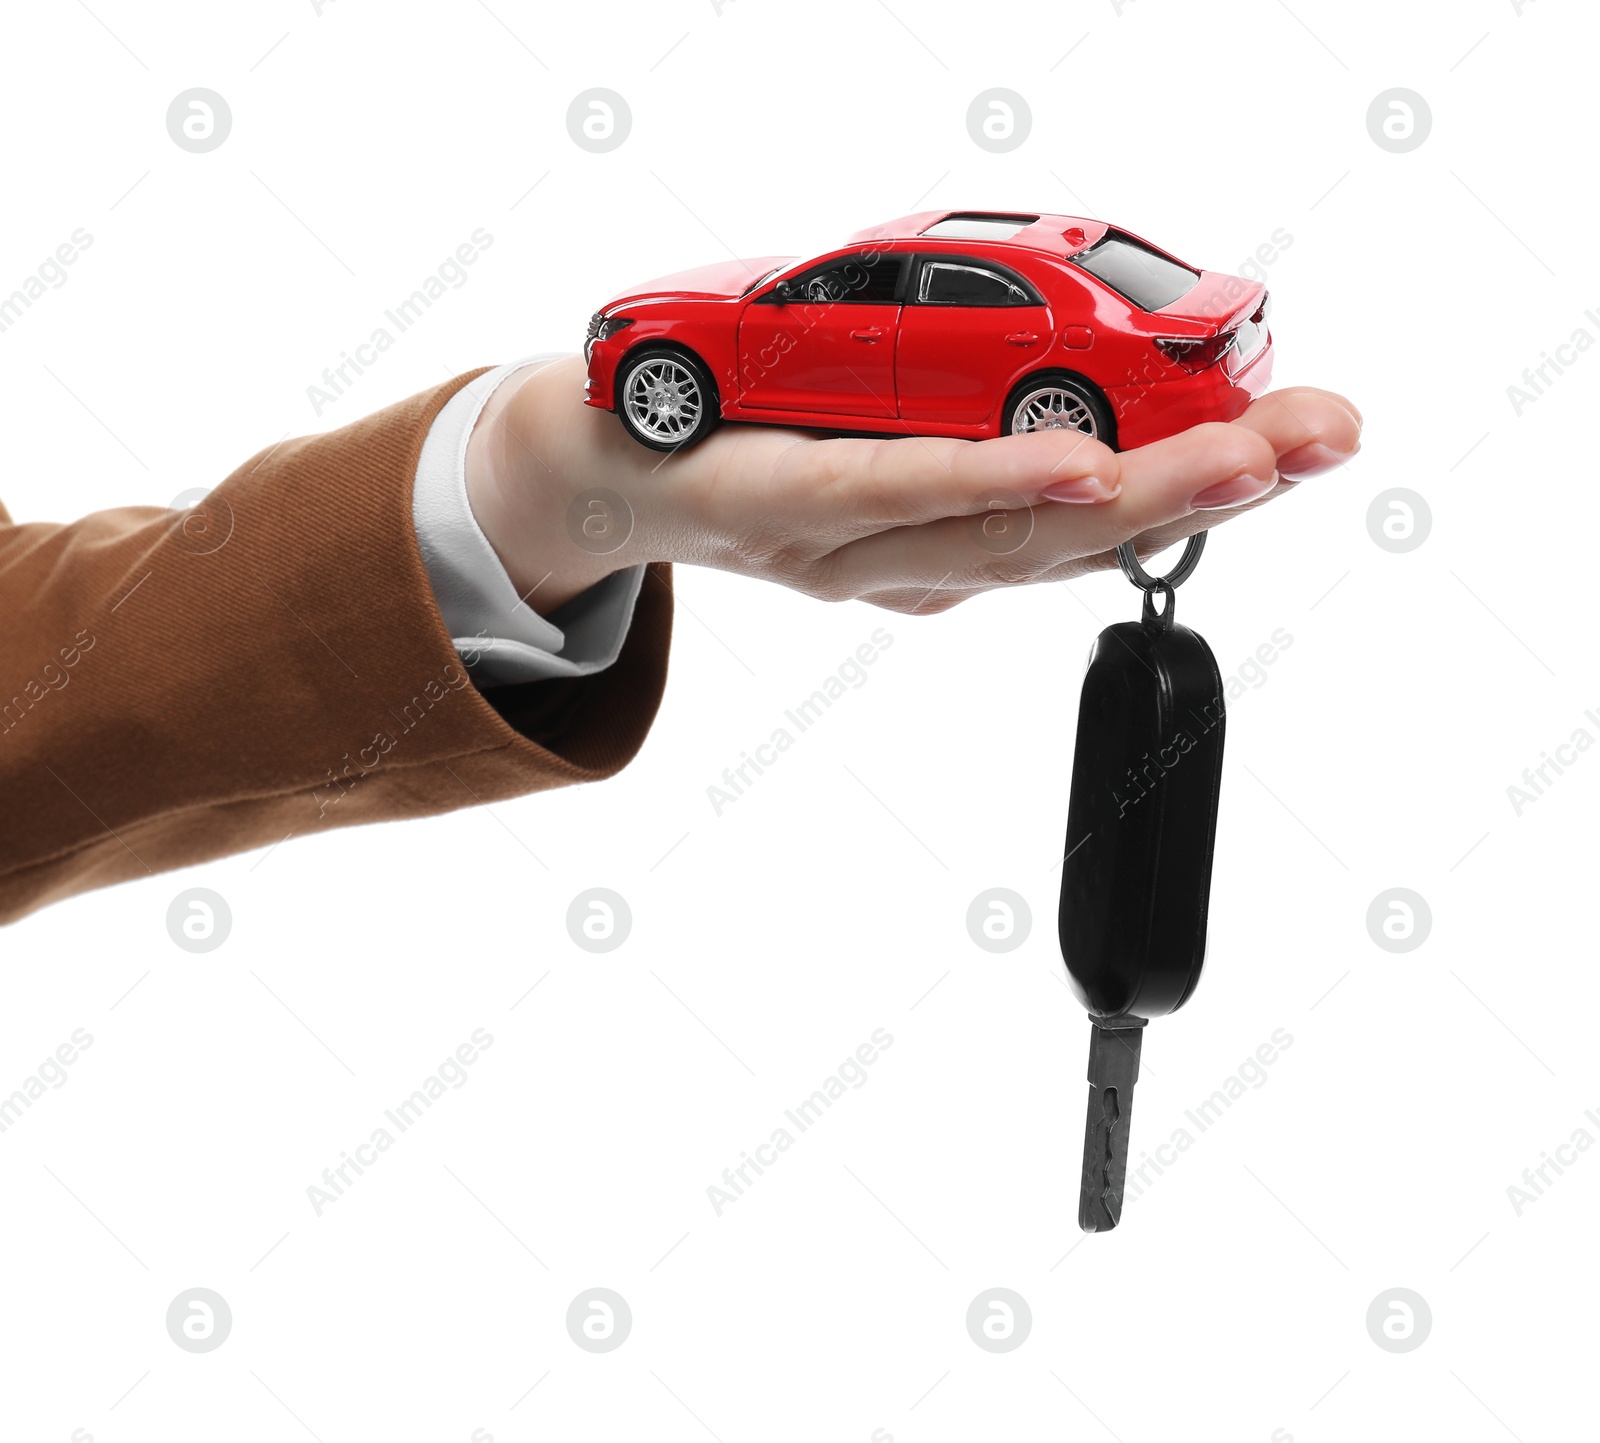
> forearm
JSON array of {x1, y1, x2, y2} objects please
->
[{"x1": 0, "y1": 370, "x2": 674, "y2": 924}]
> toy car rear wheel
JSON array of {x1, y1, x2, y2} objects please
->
[
  {"x1": 1004, "y1": 373, "x2": 1116, "y2": 448},
  {"x1": 616, "y1": 347, "x2": 719, "y2": 452}
]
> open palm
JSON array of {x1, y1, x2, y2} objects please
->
[{"x1": 468, "y1": 356, "x2": 1361, "y2": 616}]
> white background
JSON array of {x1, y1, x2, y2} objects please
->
[{"x1": 1, "y1": 1, "x2": 1595, "y2": 1440}]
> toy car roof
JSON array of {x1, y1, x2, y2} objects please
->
[{"x1": 846, "y1": 210, "x2": 1110, "y2": 256}]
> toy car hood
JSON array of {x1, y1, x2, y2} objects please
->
[{"x1": 599, "y1": 256, "x2": 797, "y2": 313}]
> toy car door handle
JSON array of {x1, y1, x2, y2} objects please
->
[
  {"x1": 1005, "y1": 330, "x2": 1040, "y2": 345},
  {"x1": 850, "y1": 327, "x2": 884, "y2": 341}
]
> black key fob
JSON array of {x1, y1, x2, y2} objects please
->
[{"x1": 1059, "y1": 593, "x2": 1226, "y2": 1023}]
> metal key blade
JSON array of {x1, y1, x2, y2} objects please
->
[{"x1": 1078, "y1": 1018, "x2": 1146, "y2": 1232}]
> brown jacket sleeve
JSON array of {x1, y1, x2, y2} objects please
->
[{"x1": 0, "y1": 370, "x2": 672, "y2": 924}]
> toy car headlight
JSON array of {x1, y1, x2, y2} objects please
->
[{"x1": 584, "y1": 313, "x2": 635, "y2": 360}]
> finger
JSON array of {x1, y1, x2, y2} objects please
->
[
  {"x1": 1049, "y1": 419, "x2": 1282, "y2": 544},
  {"x1": 742, "y1": 388, "x2": 1357, "y2": 549},
  {"x1": 1230, "y1": 387, "x2": 1363, "y2": 477},
  {"x1": 757, "y1": 424, "x2": 1123, "y2": 539},
  {"x1": 1237, "y1": 385, "x2": 1362, "y2": 435},
  {"x1": 854, "y1": 581, "x2": 981, "y2": 615},
  {"x1": 819, "y1": 418, "x2": 1279, "y2": 597},
  {"x1": 1073, "y1": 388, "x2": 1364, "y2": 562}
]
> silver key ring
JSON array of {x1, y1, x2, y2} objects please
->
[{"x1": 1115, "y1": 532, "x2": 1207, "y2": 592}]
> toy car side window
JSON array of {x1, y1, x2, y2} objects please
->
[
  {"x1": 785, "y1": 253, "x2": 907, "y2": 304},
  {"x1": 917, "y1": 260, "x2": 1034, "y2": 306}
]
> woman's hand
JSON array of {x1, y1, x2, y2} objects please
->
[{"x1": 464, "y1": 354, "x2": 1361, "y2": 616}]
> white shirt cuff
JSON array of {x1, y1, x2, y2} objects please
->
[{"x1": 412, "y1": 355, "x2": 645, "y2": 688}]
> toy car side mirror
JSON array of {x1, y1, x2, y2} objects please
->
[{"x1": 771, "y1": 280, "x2": 794, "y2": 303}]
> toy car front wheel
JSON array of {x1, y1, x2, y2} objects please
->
[
  {"x1": 1004, "y1": 373, "x2": 1115, "y2": 448},
  {"x1": 616, "y1": 347, "x2": 719, "y2": 452}
]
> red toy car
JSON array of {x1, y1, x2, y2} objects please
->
[{"x1": 584, "y1": 210, "x2": 1273, "y2": 453}]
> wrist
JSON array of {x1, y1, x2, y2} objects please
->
[{"x1": 464, "y1": 356, "x2": 655, "y2": 614}]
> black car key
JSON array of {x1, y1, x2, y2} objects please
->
[{"x1": 1060, "y1": 537, "x2": 1225, "y2": 1232}]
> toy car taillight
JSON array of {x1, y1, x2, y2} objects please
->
[
  {"x1": 1154, "y1": 332, "x2": 1237, "y2": 374},
  {"x1": 584, "y1": 312, "x2": 634, "y2": 360},
  {"x1": 1251, "y1": 290, "x2": 1272, "y2": 325}
]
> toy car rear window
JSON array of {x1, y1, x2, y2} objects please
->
[
  {"x1": 1070, "y1": 232, "x2": 1198, "y2": 311},
  {"x1": 921, "y1": 214, "x2": 1038, "y2": 241}
]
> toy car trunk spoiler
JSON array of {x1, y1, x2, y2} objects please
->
[{"x1": 1154, "y1": 270, "x2": 1268, "y2": 336}]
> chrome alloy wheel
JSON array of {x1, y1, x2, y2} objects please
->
[
  {"x1": 1009, "y1": 386, "x2": 1098, "y2": 437},
  {"x1": 623, "y1": 358, "x2": 703, "y2": 443}
]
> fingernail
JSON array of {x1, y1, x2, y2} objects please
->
[
  {"x1": 1190, "y1": 472, "x2": 1278, "y2": 511},
  {"x1": 1041, "y1": 475, "x2": 1120, "y2": 504},
  {"x1": 1278, "y1": 441, "x2": 1358, "y2": 479}
]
